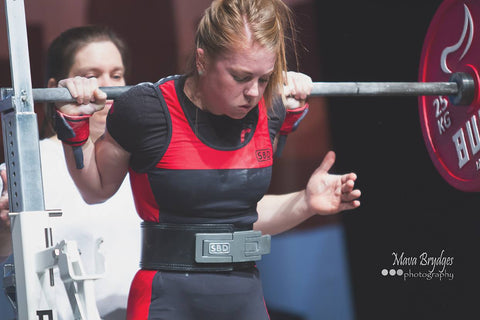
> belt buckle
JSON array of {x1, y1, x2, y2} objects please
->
[{"x1": 195, "y1": 230, "x2": 271, "y2": 263}]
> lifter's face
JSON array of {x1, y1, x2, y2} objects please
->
[{"x1": 197, "y1": 41, "x2": 276, "y2": 119}]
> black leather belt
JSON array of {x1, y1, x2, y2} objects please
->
[{"x1": 140, "y1": 222, "x2": 271, "y2": 272}]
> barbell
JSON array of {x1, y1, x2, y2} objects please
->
[
  {"x1": 0, "y1": 0, "x2": 478, "y2": 192},
  {"x1": 0, "y1": 74, "x2": 470, "y2": 102},
  {"x1": 0, "y1": 72, "x2": 469, "y2": 103}
]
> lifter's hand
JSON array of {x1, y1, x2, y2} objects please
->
[
  {"x1": 283, "y1": 71, "x2": 313, "y2": 110},
  {"x1": 0, "y1": 164, "x2": 10, "y2": 231},
  {"x1": 306, "y1": 151, "x2": 361, "y2": 215},
  {"x1": 0, "y1": 163, "x2": 12, "y2": 262},
  {"x1": 56, "y1": 76, "x2": 107, "y2": 116}
]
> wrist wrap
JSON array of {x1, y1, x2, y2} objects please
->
[
  {"x1": 54, "y1": 110, "x2": 91, "y2": 169},
  {"x1": 276, "y1": 103, "x2": 309, "y2": 157},
  {"x1": 279, "y1": 103, "x2": 309, "y2": 135}
]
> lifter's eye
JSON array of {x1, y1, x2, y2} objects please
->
[
  {"x1": 233, "y1": 74, "x2": 251, "y2": 82},
  {"x1": 259, "y1": 76, "x2": 270, "y2": 83}
]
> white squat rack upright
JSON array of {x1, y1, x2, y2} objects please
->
[{"x1": 1, "y1": 1, "x2": 105, "y2": 319}]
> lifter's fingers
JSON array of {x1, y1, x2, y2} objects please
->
[
  {"x1": 0, "y1": 168, "x2": 7, "y2": 196},
  {"x1": 58, "y1": 78, "x2": 81, "y2": 104},
  {"x1": 341, "y1": 189, "x2": 361, "y2": 202},
  {"x1": 314, "y1": 151, "x2": 336, "y2": 174},
  {"x1": 339, "y1": 199, "x2": 361, "y2": 211}
]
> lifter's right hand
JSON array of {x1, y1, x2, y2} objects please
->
[{"x1": 56, "y1": 76, "x2": 107, "y2": 116}]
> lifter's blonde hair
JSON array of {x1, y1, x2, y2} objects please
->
[{"x1": 191, "y1": 0, "x2": 297, "y2": 108}]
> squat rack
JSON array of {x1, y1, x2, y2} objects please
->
[{"x1": 1, "y1": 1, "x2": 105, "y2": 319}]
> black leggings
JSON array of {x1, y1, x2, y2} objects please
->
[{"x1": 127, "y1": 267, "x2": 270, "y2": 320}]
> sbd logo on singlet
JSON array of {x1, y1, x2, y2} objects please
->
[{"x1": 255, "y1": 149, "x2": 272, "y2": 162}]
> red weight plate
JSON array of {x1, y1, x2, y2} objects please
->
[{"x1": 419, "y1": 0, "x2": 480, "y2": 191}]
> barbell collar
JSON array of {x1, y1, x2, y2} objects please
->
[{"x1": 448, "y1": 72, "x2": 475, "y2": 106}]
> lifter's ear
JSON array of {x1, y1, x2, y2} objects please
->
[{"x1": 196, "y1": 48, "x2": 207, "y2": 74}]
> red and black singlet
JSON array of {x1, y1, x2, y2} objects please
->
[{"x1": 107, "y1": 75, "x2": 285, "y2": 227}]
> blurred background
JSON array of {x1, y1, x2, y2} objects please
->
[{"x1": 1, "y1": 0, "x2": 479, "y2": 319}]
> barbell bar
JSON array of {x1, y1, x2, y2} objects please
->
[{"x1": 0, "y1": 71, "x2": 473, "y2": 105}]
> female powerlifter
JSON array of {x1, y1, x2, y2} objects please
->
[{"x1": 54, "y1": 0, "x2": 361, "y2": 318}]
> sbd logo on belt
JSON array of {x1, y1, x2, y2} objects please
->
[{"x1": 209, "y1": 243, "x2": 231, "y2": 255}]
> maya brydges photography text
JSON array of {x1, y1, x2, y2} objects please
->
[{"x1": 381, "y1": 249, "x2": 454, "y2": 281}]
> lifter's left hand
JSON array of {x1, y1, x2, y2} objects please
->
[
  {"x1": 306, "y1": 151, "x2": 361, "y2": 215},
  {"x1": 283, "y1": 71, "x2": 312, "y2": 110}
]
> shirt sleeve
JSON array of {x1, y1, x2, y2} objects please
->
[
  {"x1": 107, "y1": 83, "x2": 169, "y2": 172},
  {"x1": 267, "y1": 95, "x2": 287, "y2": 142}
]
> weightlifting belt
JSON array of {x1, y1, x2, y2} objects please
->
[{"x1": 140, "y1": 222, "x2": 271, "y2": 272}]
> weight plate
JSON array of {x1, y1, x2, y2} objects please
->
[{"x1": 419, "y1": 0, "x2": 480, "y2": 191}]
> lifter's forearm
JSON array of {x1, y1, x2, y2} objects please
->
[
  {"x1": 62, "y1": 131, "x2": 130, "y2": 204},
  {"x1": 254, "y1": 190, "x2": 313, "y2": 235}
]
